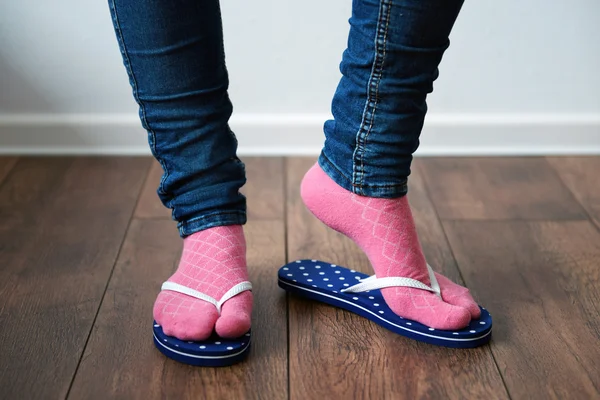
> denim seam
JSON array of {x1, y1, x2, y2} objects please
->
[
  {"x1": 351, "y1": 0, "x2": 393, "y2": 195},
  {"x1": 109, "y1": 0, "x2": 170, "y2": 199},
  {"x1": 321, "y1": 152, "x2": 407, "y2": 190},
  {"x1": 320, "y1": 152, "x2": 353, "y2": 186},
  {"x1": 183, "y1": 210, "x2": 246, "y2": 224},
  {"x1": 178, "y1": 210, "x2": 246, "y2": 236}
]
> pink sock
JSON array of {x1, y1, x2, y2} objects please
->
[
  {"x1": 301, "y1": 163, "x2": 480, "y2": 330},
  {"x1": 153, "y1": 225, "x2": 252, "y2": 340}
]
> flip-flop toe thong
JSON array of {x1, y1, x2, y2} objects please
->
[{"x1": 278, "y1": 260, "x2": 492, "y2": 348}]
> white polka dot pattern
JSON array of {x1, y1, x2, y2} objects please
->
[{"x1": 153, "y1": 323, "x2": 251, "y2": 366}]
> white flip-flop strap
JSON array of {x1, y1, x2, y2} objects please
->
[
  {"x1": 161, "y1": 281, "x2": 252, "y2": 315},
  {"x1": 217, "y1": 281, "x2": 253, "y2": 310},
  {"x1": 341, "y1": 264, "x2": 441, "y2": 297},
  {"x1": 426, "y1": 263, "x2": 441, "y2": 297}
]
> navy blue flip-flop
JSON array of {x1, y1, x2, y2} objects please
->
[
  {"x1": 278, "y1": 260, "x2": 492, "y2": 348},
  {"x1": 152, "y1": 281, "x2": 253, "y2": 366}
]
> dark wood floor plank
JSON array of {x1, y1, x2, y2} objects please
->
[
  {"x1": 547, "y1": 156, "x2": 600, "y2": 226},
  {"x1": 242, "y1": 157, "x2": 285, "y2": 221},
  {"x1": 134, "y1": 160, "x2": 170, "y2": 219},
  {"x1": 68, "y1": 218, "x2": 288, "y2": 400},
  {"x1": 0, "y1": 157, "x2": 150, "y2": 399},
  {"x1": 420, "y1": 157, "x2": 587, "y2": 220},
  {"x1": 134, "y1": 157, "x2": 285, "y2": 221},
  {"x1": 0, "y1": 156, "x2": 18, "y2": 185},
  {"x1": 443, "y1": 220, "x2": 600, "y2": 399},
  {"x1": 286, "y1": 157, "x2": 508, "y2": 400},
  {"x1": 411, "y1": 159, "x2": 469, "y2": 283}
]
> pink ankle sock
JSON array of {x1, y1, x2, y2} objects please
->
[
  {"x1": 153, "y1": 225, "x2": 252, "y2": 340},
  {"x1": 301, "y1": 163, "x2": 480, "y2": 330}
]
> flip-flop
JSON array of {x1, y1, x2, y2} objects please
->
[
  {"x1": 152, "y1": 281, "x2": 253, "y2": 367},
  {"x1": 278, "y1": 260, "x2": 492, "y2": 348}
]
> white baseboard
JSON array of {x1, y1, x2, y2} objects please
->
[{"x1": 0, "y1": 113, "x2": 599, "y2": 156}]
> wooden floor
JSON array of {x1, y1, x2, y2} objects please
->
[{"x1": 1, "y1": 156, "x2": 599, "y2": 400}]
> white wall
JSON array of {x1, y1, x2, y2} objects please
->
[{"x1": 1, "y1": 0, "x2": 599, "y2": 155}]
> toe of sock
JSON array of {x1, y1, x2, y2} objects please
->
[
  {"x1": 215, "y1": 314, "x2": 251, "y2": 338},
  {"x1": 154, "y1": 302, "x2": 218, "y2": 341},
  {"x1": 407, "y1": 302, "x2": 471, "y2": 330},
  {"x1": 441, "y1": 291, "x2": 481, "y2": 320},
  {"x1": 215, "y1": 292, "x2": 252, "y2": 338},
  {"x1": 439, "y1": 305, "x2": 472, "y2": 330},
  {"x1": 434, "y1": 272, "x2": 482, "y2": 320},
  {"x1": 455, "y1": 297, "x2": 481, "y2": 320},
  {"x1": 162, "y1": 313, "x2": 218, "y2": 341},
  {"x1": 383, "y1": 288, "x2": 472, "y2": 331}
]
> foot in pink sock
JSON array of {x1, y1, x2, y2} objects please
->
[
  {"x1": 153, "y1": 225, "x2": 252, "y2": 341},
  {"x1": 300, "y1": 163, "x2": 479, "y2": 330}
]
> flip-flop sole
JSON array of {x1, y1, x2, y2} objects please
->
[
  {"x1": 278, "y1": 260, "x2": 492, "y2": 348},
  {"x1": 152, "y1": 322, "x2": 251, "y2": 367}
]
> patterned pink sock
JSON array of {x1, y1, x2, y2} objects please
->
[
  {"x1": 153, "y1": 225, "x2": 252, "y2": 340},
  {"x1": 301, "y1": 163, "x2": 480, "y2": 330}
]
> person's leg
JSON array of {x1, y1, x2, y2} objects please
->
[
  {"x1": 109, "y1": 0, "x2": 251, "y2": 339},
  {"x1": 302, "y1": 0, "x2": 479, "y2": 329}
]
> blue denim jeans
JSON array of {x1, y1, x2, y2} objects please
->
[{"x1": 109, "y1": 0, "x2": 463, "y2": 236}]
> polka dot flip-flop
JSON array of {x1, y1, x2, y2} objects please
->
[
  {"x1": 278, "y1": 260, "x2": 492, "y2": 348},
  {"x1": 152, "y1": 281, "x2": 253, "y2": 366}
]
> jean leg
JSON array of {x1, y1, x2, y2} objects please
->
[
  {"x1": 320, "y1": 0, "x2": 464, "y2": 198},
  {"x1": 108, "y1": 0, "x2": 246, "y2": 236}
]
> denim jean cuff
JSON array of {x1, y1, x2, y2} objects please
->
[
  {"x1": 318, "y1": 152, "x2": 408, "y2": 199},
  {"x1": 177, "y1": 210, "x2": 247, "y2": 237}
]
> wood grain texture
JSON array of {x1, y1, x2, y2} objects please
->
[
  {"x1": 0, "y1": 156, "x2": 18, "y2": 185},
  {"x1": 0, "y1": 157, "x2": 150, "y2": 399},
  {"x1": 547, "y1": 156, "x2": 600, "y2": 226},
  {"x1": 419, "y1": 157, "x2": 587, "y2": 220},
  {"x1": 68, "y1": 218, "x2": 288, "y2": 400},
  {"x1": 242, "y1": 157, "x2": 285, "y2": 221},
  {"x1": 411, "y1": 159, "x2": 468, "y2": 283},
  {"x1": 443, "y1": 220, "x2": 600, "y2": 399},
  {"x1": 286, "y1": 157, "x2": 508, "y2": 400}
]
